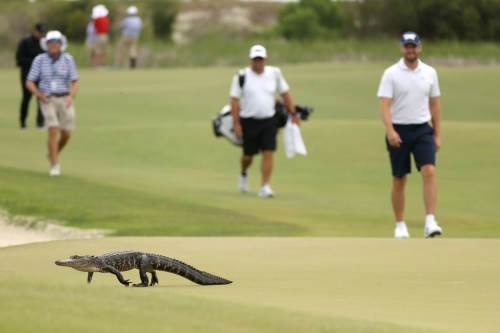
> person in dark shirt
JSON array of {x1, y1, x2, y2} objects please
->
[{"x1": 16, "y1": 22, "x2": 47, "y2": 130}]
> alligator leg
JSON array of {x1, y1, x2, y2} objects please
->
[
  {"x1": 133, "y1": 255, "x2": 150, "y2": 287},
  {"x1": 148, "y1": 270, "x2": 159, "y2": 286},
  {"x1": 103, "y1": 266, "x2": 131, "y2": 286},
  {"x1": 87, "y1": 272, "x2": 93, "y2": 284}
]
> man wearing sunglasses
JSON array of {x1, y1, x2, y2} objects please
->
[
  {"x1": 230, "y1": 45, "x2": 299, "y2": 197},
  {"x1": 26, "y1": 31, "x2": 79, "y2": 177}
]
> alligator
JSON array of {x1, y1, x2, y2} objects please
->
[{"x1": 55, "y1": 250, "x2": 232, "y2": 287}]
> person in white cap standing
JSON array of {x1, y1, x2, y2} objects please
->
[
  {"x1": 92, "y1": 4, "x2": 109, "y2": 67},
  {"x1": 113, "y1": 6, "x2": 143, "y2": 69},
  {"x1": 230, "y1": 45, "x2": 299, "y2": 197},
  {"x1": 25, "y1": 31, "x2": 79, "y2": 177}
]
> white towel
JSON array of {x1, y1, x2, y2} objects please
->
[{"x1": 283, "y1": 116, "x2": 307, "y2": 158}]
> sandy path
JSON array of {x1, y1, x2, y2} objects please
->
[{"x1": 0, "y1": 210, "x2": 111, "y2": 247}]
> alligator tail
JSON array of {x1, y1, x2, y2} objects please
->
[{"x1": 151, "y1": 255, "x2": 232, "y2": 285}]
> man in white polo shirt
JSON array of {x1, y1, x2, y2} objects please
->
[
  {"x1": 377, "y1": 32, "x2": 443, "y2": 238},
  {"x1": 230, "y1": 45, "x2": 299, "y2": 197}
]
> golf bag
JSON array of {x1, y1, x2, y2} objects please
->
[
  {"x1": 212, "y1": 69, "x2": 313, "y2": 146},
  {"x1": 212, "y1": 102, "x2": 313, "y2": 146}
]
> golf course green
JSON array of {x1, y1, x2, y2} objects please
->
[
  {"x1": 0, "y1": 62, "x2": 499, "y2": 332},
  {"x1": 1, "y1": 237, "x2": 499, "y2": 333}
]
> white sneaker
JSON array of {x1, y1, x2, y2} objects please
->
[
  {"x1": 258, "y1": 184, "x2": 275, "y2": 198},
  {"x1": 424, "y1": 221, "x2": 442, "y2": 238},
  {"x1": 395, "y1": 224, "x2": 410, "y2": 239},
  {"x1": 49, "y1": 164, "x2": 61, "y2": 177},
  {"x1": 238, "y1": 174, "x2": 249, "y2": 193}
]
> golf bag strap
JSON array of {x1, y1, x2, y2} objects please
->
[{"x1": 238, "y1": 69, "x2": 245, "y2": 89}]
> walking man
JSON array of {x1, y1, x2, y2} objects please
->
[
  {"x1": 26, "y1": 31, "x2": 79, "y2": 177},
  {"x1": 15, "y1": 22, "x2": 47, "y2": 130},
  {"x1": 377, "y1": 32, "x2": 443, "y2": 238},
  {"x1": 230, "y1": 45, "x2": 299, "y2": 197},
  {"x1": 114, "y1": 6, "x2": 143, "y2": 69}
]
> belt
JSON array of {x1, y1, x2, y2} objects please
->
[
  {"x1": 50, "y1": 92, "x2": 70, "y2": 97},
  {"x1": 392, "y1": 123, "x2": 428, "y2": 128}
]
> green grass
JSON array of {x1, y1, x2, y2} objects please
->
[
  {"x1": 1, "y1": 63, "x2": 499, "y2": 238},
  {"x1": 1, "y1": 237, "x2": 499, "y2": 333},
  {"x1": 3, "y1": 39, "x2": 500, "y2": 69}
]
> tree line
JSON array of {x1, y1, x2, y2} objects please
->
[{"x1": 278, "y1": 0, "x2": 500, "y2": 41}]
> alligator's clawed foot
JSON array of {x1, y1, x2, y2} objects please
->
[
  {"x1": 149, "y1": 275, "x2": 159, "y2": 286},
  {"x1": 122, "y1": 279, "x2": 131, "y2": 287},
  {"x1": 132, "y1": 283, "x2": 148, "y2": 287}
]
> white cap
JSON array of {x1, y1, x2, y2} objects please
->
[
  {"x1": 249, "y1": 45, "x2": 267, "y2": 59},
  {"x1": 127, "y1": 6, "x2": 138, "y2": 15},
  {"x1": 40, "y1": 30, "x2": 68, "y2": 52},
  {"x1": 92, "y1": 5, "x2": 109, "y2": 19}
]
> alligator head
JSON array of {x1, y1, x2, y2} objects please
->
[{"x1": 55, "y1": 255, "x2": 104, "y2": 272}]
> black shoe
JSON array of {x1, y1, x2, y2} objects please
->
[{"x1": 20, "y1": 122, "x2": 27, "y2": 130}]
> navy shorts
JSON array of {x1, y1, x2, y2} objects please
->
[
  {"x1": 386, "y1": 123, "x2": 436, "y2": 178},
  {"x1": 240, "y1": 116, "x2": 278, "y2": 156}
]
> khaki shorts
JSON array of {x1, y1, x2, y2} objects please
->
[
  {"x1": 119, "y1": 36, "x2": 138, "y2": 58},
  {"x1": 94, "y1": 34, "x2": 108, "y2": 55},
  {"x1": 41, "y1": 96, "x2": 75, "y2": 130},
  {"x1": 86, "y1": 42, "x2": 96, "y2": 55}
]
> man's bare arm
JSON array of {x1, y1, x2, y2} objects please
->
[
  {"x1": 26, "y1": 80, "x2": 49, "y2": 103},
  {"x1": 380, "y1": 97, "x2": 401, "y2": 148},
  {"x1": 429, "y1": 97, "x2": 441, "y2": 151},
  {"x1": 281, "y1": 91, "x2": 299, "y2": 125},
  {"x1": 231, "y1": 97, "x2": 242, "y2": 137},
  {"x1": 66, "y1": 80, "x2": 79, "y2": 107}
]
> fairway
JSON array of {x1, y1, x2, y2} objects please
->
[
  {"x1": 1, "y1": 237, "x2": 499, "y2": 333},
  {"x1": 1, "y1": 62, "x2": 499, "y2": 332},
  {"x1": 0, "y1": 63, "x2": 499, "y2": 237}
]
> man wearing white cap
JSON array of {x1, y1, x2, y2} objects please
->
[
  {"x1": 26, "y1": 31, "x2": 79, "y2": 177},
  {"x1": 114, "y1": 6, "x2": 143, "y2": 69},
  {"x1": 230, "y1": 45, "x2": 299, "y2": 197},
  {"x1": 92, "y1": 5, "x2": 109, "y2": 67}
]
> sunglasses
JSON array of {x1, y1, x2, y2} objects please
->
[{"x1": 47, "y1": 39, "x2": 61, "y2": 44}]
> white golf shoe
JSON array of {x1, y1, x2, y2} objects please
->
[
  {"x1": 394, "y1": 223, "x2": 410, "y2": 239},
  {"x1": 238, "y1": 174, "x2": 249, "y2": 193},
  {"x1": 258, "y1": 184, "x2": 275, "y2": 198},
  {"x1": 49, "y1": 164, "x2": 61, "y2": 177},
  {"x1": 424, "y1": 221, "x2": 442, "y2": 238}
]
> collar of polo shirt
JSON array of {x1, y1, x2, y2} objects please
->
[{"x1": 398, "y1": 58, "x2": 422, "y2": 71}]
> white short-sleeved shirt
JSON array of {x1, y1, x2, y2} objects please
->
[
  {"x1": 230, "y1": 66, "x2": 290, "y2": 119},
  {"x1": 377, "y1": 58, "x2": 440, "y2": 124}
]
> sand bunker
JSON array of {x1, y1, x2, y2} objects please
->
[{"x1": 0, "y1": 210, "x2": 112, "y2": 248}]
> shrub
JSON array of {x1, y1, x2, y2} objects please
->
[
  {"x1": 279, "y1": 6, "x2": 324, "y2": 41},
  {"x1": 148, "y1": 0, "x2": 180, "y2": 41}
]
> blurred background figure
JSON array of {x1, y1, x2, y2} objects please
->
[
  {"x1": 85, "y1": 20, "x2": 96, "y2": 67},
  {"x1": 92, "y1": 4, "x2": 109, "y2": 68},
  {"x1": 114, "y1": 6, "x2": 143, "y2": 69},
  {"x1": 26, "y1": 31, "x2": 80, "y2": 177},
  {"x1": 15, "y1": 22, "x2": 47, "y2": 130}
]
